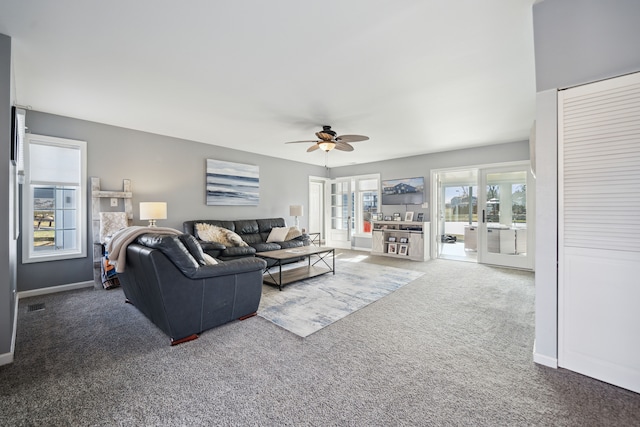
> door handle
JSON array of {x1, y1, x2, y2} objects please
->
[{"x1": 482, "y1": 210, "x2": 486, "y2": 223}]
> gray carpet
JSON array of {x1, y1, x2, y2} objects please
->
[
  {"x1": 258, "y1": 256, "x2": 424, "y2": 337},
  {"x1": 1, "y1": 251, "x2": 639, "y2": 426}
]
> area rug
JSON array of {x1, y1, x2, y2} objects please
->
[{"x1": 258, "y1": 259, "x2": 424, "y2": 337}]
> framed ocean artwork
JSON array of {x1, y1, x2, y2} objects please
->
[{"x1": 206, "y1": 159, "x2": 259, "y2": 206}]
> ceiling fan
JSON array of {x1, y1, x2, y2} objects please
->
[{"x1": 285, "y1": 125, "x2": 369, "y2": 152}]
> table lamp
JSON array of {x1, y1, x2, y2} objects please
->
[
  {"x1": 289, "y1": 205, "x2": 303, "y2": 229},
  {"x1": 140, "y1": 202, "x2": 167, "y2": 227}
]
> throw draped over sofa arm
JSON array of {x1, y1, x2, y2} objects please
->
[{"x1": 116, "y1": 233, "x2": 267, "y2": 345}]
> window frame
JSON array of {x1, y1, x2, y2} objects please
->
[{"x1": 22, "y1": 134, "x2": 87, "y2": 264}]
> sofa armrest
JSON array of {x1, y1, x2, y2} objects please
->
[
  {"x1": 294, "y1": 234, "x2": 311, "y2": 246},
  {"x1": 190, "y1": 257, "x2": 266, "y2": 279},
  {"x1": 199, "y1": 241, "x2": 226, "y2": 252}
]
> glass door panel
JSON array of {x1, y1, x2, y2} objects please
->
[
  {"x1": 326, "y1": 179, "x2": 352, "y2": 249},
  {"x1": 434, "y1": 169, "x2": 478, "y2": 262},
  {"x1": 479, "y1": 166, "x2": 533, "y2": 269}
]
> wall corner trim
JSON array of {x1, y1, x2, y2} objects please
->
[{"x1": 533, "y1": 341, "x2": 558, "y2": 368}]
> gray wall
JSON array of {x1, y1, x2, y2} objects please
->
[
  {"x1": 532, "y1": 0, "x2": 640, "y2": 365},
  {"x1": 0, "y1": 33, "x2": 15, "y2": 357},
  {"x1": 18, "y1": 111, "x2": 326, "y2": 292},
  {"x1": 534, "y1": 0, "x2": 640, "y2": 91},
  {"x1": 332, "y1": 140, "x2": 530, "y2": 222}
]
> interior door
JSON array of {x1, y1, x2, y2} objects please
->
[
  {"x1": 325, "y1": 178, "x2": 352, "y2": 249},
  {"x1": 478, "y1": 165, "x2": 534, "y2": 270},
  {"x1": 308, "y1": 178, "x2": 325, "y2": 238}
]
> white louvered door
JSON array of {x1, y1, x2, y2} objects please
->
[{"x1": 558, "y1": 72, "x2": 640, "y2": 393}]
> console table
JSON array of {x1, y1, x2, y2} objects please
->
[{"x1": 371, "y1": 221, "x2": 430, "y2": 261}]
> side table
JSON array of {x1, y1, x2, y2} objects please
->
[{"x1": 308, "y1": 232, "x2": 321, "y2": 246}]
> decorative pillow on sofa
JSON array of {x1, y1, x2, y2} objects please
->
[
  {"x1": 202, "y1": 253, "x2": 219, "y2": 265},
  {"x1": 99, "y1": 212, "x2": 129, "y2": 243},
  {"x1": 266, "y1": 226, "x2": 290, "y2": 243},
  {"x1": 285, "y1": 226, "x2": 302, "y2": 241},
  {"x1": 195, "y1": 223, "x2": 248, "y2": 247}
]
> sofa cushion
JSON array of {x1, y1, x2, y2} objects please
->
[
  {"x1": 196, "y1": 223, "x2": 248, "y2": 247},
  {"x1": 251, "y1": 242, "x2": 281, "y2": 252},
  {"x1": 276, "y1": 240, "x2": 304, "y2": 249},
  {"x1": 234, "y1": 220, "x2": 259, "y2": 235},
  {"x1": 241, "y1": 233, "x2": 263, "y2": 245},
  {"x1": 221, "y1": 246, "x2": 256, "y2": 258},
  {"x1": 257, "y1": 218, "x2": 286, "y2": 233},
  {"x1": 266, "y1": 227, "x2": 289, "y2": 243}
]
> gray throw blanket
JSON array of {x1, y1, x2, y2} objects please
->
[{"x1": 106, "y1": 226, "x2": 182, "y2": 273}]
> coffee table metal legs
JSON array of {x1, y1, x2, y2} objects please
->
[{"x1": 260, "y1": 248, "x2": 335, "y2": 291}]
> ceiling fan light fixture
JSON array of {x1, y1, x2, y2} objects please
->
[{"x1": 318, "y1": 141, "x2": 336, "y2": 152}]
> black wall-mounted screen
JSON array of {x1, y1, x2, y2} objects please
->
[{"x1": 381, "y1": 176, "x2": 424, "y2": 205}]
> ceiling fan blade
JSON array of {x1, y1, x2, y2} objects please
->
[
  {"x1": 307, "y1": 144, "x2": 320, "y2": 152},
  {"x1": 334, "y1": 141, "x2": 354, "y2": 152},
  {"x1": 336, "y1": 134, "x2": 369, "y2": 143},
  {"x1": 285, "y1": 140, "x2": 319, "y2": 144}
]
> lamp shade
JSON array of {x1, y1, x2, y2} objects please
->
[
  {"x1": 289, "y1": 205, "x2": 303, "y2": 217},
  {"x1": 140, "y1": 202, "x2": 167, "y2": 221}
]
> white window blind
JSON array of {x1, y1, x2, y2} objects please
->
[
  {"x1": 560, "y1": 73, "x2": 640, "y2": 253},
  {"x1": 29, "y1": 141, "x2": 82, "y2": 185}
]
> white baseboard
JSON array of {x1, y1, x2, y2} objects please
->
[
  {"x1": 0, "y1": 295, "x2": 19, "y2": 367},
  {"x1": 17, "y1": 280, "x2": 95, "y2": 299},
  {"x1": 533, "y1": 340, "x2": 558, "y2": 368},
  {"x1": 0, "y1": 351, "x2": 13, "y2": 366}
]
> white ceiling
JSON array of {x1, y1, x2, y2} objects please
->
[{"x1": 0, "y1": 0, "x2": 537, "y2": 168}]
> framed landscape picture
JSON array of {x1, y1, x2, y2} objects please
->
[{"x1": 206, "y1": 159, "x2": 259, "y2": 206}]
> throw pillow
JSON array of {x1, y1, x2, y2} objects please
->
[
  {"x1": 285, "y1": 226, "x2": 302, "y2": 241},
  {"x1": 202, "y1": 253, "x2": 219, "y2": 265},
  {"x1": 266, "y1": 226, "x2": 290, "y2": 243},
  {"x1": 195, "y1": 223, "x2": 248, "y2": 247},
  {"x1": 99, "y1": 212, "x2": 129, "y2": 243}
]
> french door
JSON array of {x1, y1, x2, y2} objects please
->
[
  {"x1": 478, "y1": 165, "x2": 534, "y2": 270},
  {"x1": 433, "y1": 163, "x2": 534, "y2": 270},
  {"x1": 325, "y1": 178, "x2": 352, "y2": 249},
  {"x1": 323, "y1": 174, "x2": 381, "y2": 250}
]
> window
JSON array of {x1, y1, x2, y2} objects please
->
[{"x1": 22, "y1": 134, "x2": 87, "y2": 263}]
